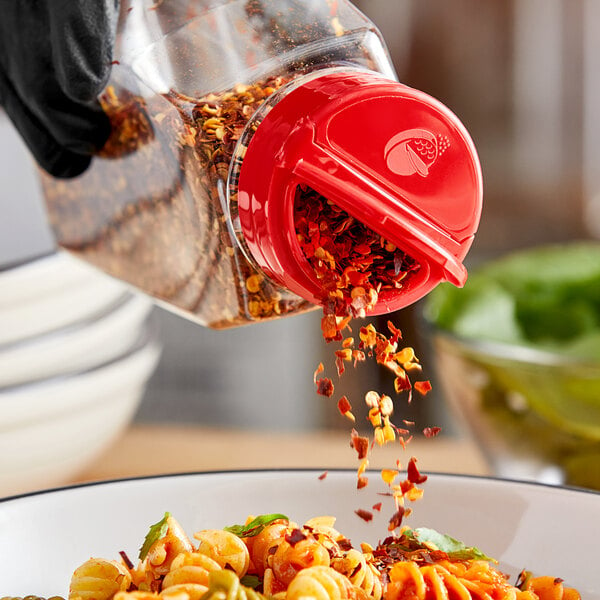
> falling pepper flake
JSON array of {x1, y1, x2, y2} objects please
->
[
  {"x1": 381, "y1": 469, "x2": 399, "y2": 486},
  {"x1": 387, "y1": 321, "x2": 402, "y2": 344},
  {"x1": 313, "y1": 362, "x2": 324, "y2": 384},
  {"x1": 372, "y1": 502, "x2": 382, "y2": 512},
  {"x1": 407, "y1": 457, "x2": 428, "y2": 485},
  {"x1": 337, "y1": 396, "x2": 355, "y2": 421},
  {"x1": 405, "y1": 487, "x2": 424, "y2": 502},
  {"x1": 394, "y1": 373, "x2": 411, "y2": 393},
  {"x1": 296, "y1": 183, "x2": 435, "y2": 529},
  {"x1": 414, "y1": 380, "x2": 433, "y2": 395},
  {"x1": 350, "y1": 429, "x2": 369, "y2": 460},
  {"x1": 316, "y1": 377, "x2": 334, "y2": 398},
  {"x1": 342, "y1": 337, "x2": 354, "y2": 348},
  {"x1": 388, "y1": 507, "x2": 407, "y2": 531},
  {"x1": 318, "y1": 471, "x2": 328, "y2": 481},
  {"x1": 357, "y1": 475, "x2": 369, "y2": 490},
  {"x1": 423, "y1": 426, "x2": 442, "y2": 438},
  {"x1": 355, "y1": 509, "x2": 373, "y2": 522}
]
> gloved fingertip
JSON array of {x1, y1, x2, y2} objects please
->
[
  {"x1": 93, "y1": 105, "x2": 112, "y2": 152},
  {"x1": 43, "y1": 151, "x2": 92, "y2": 179}
]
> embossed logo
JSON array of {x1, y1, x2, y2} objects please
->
[{"x1": 384, "y1": 129, "x2": 450, "y2": 177}]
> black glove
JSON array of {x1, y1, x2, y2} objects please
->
[{"x1": 0, "y1": 0, "x2": 120, "y2": 178}]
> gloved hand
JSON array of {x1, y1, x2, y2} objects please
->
[{"x1": 0, "y1": 0, "x2": 120, "y2": 178}]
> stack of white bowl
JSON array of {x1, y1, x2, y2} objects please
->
[{"x1": 0, "y1": 251, "x2": 161, "y2": 497}]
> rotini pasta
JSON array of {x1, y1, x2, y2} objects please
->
[
  {"x1": 193, "y1": 530, "x2": 250, "y2": 578},
  {"x1": 33, "y1": 512, "x2": 580, "y2": 600},
  {"x1": 68, "y1": 558, "x2": 132, "y2": 600}
]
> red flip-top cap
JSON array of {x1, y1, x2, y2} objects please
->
[{"x1": 236, "y1": 70, "x2": 483, "y2": 314}]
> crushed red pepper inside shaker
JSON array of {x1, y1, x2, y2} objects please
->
[
  {"x1": 233, "y1": 69, "x2": 482, "y2": 317},
  {"x1": 39, "y1": 0, "x2": 482, "y2": 328}
]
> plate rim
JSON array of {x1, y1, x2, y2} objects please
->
[{"x1": 2, "y1": 468, "x2": 599, "y2": 505}]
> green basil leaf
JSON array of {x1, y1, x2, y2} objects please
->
[
  {"x1": 240, "y1": 575, "x2": 262, "y2": 589},
  {"x1": 407, "y1": 527, "x2": 496, "y2": 562},
  {"x1": 224, "y1": 513, "x2": 288, "y2": 538},
  {"x1": 139, "y1": 512, "x2": 171, "y2": 561}
]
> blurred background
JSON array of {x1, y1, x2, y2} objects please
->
[{"x1": 1, "y1": 0, "x2": 600, "y2": 492}]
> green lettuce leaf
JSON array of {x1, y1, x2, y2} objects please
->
[
  {"x1": 224, "y1": 513, "x2": 288, "y2": 538},
  {"x1": 139, "y1": 512, "x2": 171, "y2": 561},
  {"x1": 406, "y1": 527, "x2": 496, "y2": 562}
]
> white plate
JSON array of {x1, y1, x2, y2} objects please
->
[
  {"x1": 0, "y1": 252, "x2": 105, "y2": 309},
  {"x1": 0, "y1": 328, "x2": 161, "y2": 429},
  {"x1": 0, "y1": 333, "x2": 162, "y2": 497},
  {"x1": 0, "y1": 471, "x2": 598, "y2": 597},
  {"x1": 0, "y1": 252, "x2": 128, "y2": 346},
  {"x1": 0, "y1": 293, "x2": 153, "y2": 388}
]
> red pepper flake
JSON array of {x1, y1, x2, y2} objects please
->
[
  {"x1": 357, "y1": 475, "x2": 369, "y2": 489},
  {"x1": 387, "y1": 321, "x2": 402, "y2": 344},
  {"x1": 394, "y1": 374, "x2": 412, "y2": 393},
  {"x1": 296, "y1": 188, "x2": 432, "y2": 529},
  {"x1": 285, "y1": 529, "x2": 307, "y2": 546},
  {"x1": 318, "y1": 471, "x2": 328, "y2": 481},
  {"x1": 423, "y1": 426, "x2": 442, "y2": 438},
  {"x1": 338, "y1": 538, "x2": 353, "y2": 551},
  {"x1": 350, "y1": 429, "x2": 369, "y2": 459},
  {"x1": 321, "y1": 315, "x2": 339, "y2": 340},
  {"x1": 313, "y1": 362, "x2": 324, "y2": 384},
  {"x1": 338, "y1": 395, "x2": 352, "y2": 416},
  {"x1": 119, "y1": 550, "x2": 134, "y2": 569},
  {"x1": 355, "y1": 509, "x2": 373, "y2": 522},
  {"x1": 372, "y1": 502, "x2": 383, "y2": 512},
  {"x1": 407, "y1": 457, "x2": 428, "y2": 485},
  {"x1": 316, "y1": 377, "x2": 334, "y2": 397},
  {"x1": 414, "y1": 380, "x2": 433, "y2": 395},
  {"x1": 352, "y1": 349, "x2": 366, "y2": 365},
  {"x1": 388, "y1": 506, "x2": 406, "y2": 531}
]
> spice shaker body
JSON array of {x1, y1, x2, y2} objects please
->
[{"x1": 40, "y1": 0, "x2": 482, "y2": 328}]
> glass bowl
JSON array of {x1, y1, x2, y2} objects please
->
[
  {"x1": 425, "y1": 326, "x2": 600, "y2": 489},
  {"x1": 422, "y1": 242, "x2": 600, "y2": 490}
]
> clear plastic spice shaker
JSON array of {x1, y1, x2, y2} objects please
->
[{"x1": 40, "y1": 0, "x2": 483, "y2": 329}]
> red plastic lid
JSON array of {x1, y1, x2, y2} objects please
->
[{"x1": 236, "y1": 70, "x2": 483, "y2": 314}]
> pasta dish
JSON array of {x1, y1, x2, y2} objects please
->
[{"x1": 57, "y1": 511, "x2": 579, "y2": 600}]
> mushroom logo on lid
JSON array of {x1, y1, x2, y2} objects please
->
[{"x1": 384, "y1": 128, "x2": 450, "y2": 177}]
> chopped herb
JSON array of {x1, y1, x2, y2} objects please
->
[
  {"x1": 224, "y1": 513, "x2": 288, "y2": 538},
  {"x1": 406, "y1": 527, "x2": 496, "y2": 562},
  {"x1": 240, "y1": 575, "x2": 262, "y2": 589},
  {"x1": 139, "y1": 512, "x2": 171, "y2": 561}
]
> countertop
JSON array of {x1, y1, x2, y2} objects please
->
[{"x1": 74, "y1": 425, "x2": 490, "y2": 483}]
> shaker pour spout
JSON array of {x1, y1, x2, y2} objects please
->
[{"x1": 292, "y1": 143, "x2": 468, "y2": 288}]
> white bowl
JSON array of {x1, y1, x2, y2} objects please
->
[
  {"x1": 0, "y1": 471, "x2": 597, "y2": 598},
  {"x1": 0, "y1": 252, "x2": 128, "y2": 346},
  {"x1": 0, "y1": 328, "x2": 162, "y2": 497},
  {"x1": 0, "y1": 292, "x2": 154, "y2": 388}
]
